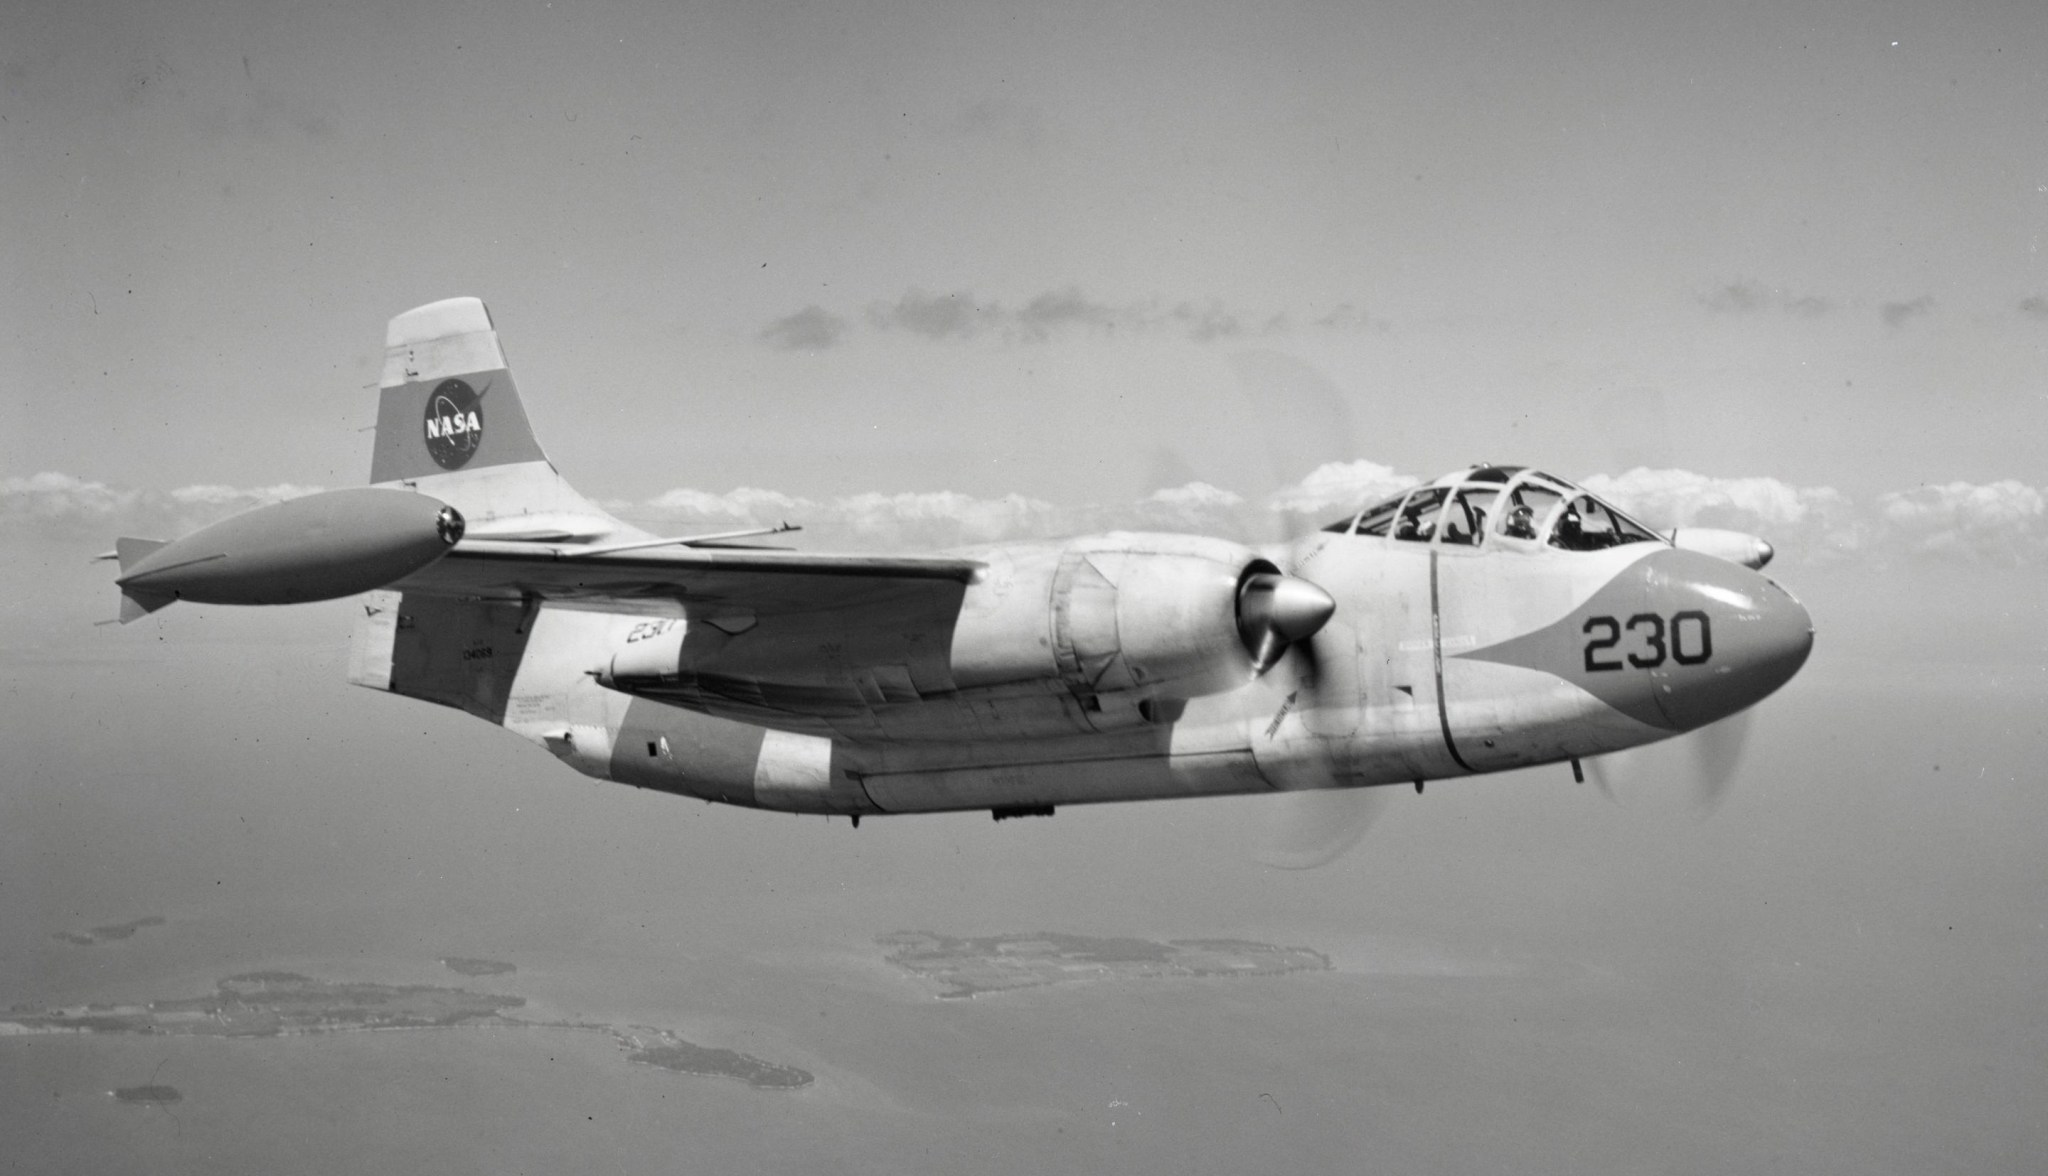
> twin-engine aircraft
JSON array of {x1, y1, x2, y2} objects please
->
[{"x1": 107, "y1": 298, "x2": 1813, "y2": 832}]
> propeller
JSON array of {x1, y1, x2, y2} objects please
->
[
  {"x1": 1255, "y1": 785, "x2": 1394, "y2": 870},
  {"x1": 1686, "y1": 709, "x2": 1755, "y2": 811},
  {"x1": 1237, "y1": 571, "x2": 1337, "y2": 676},
  {"x1": 1581, "y1": 710, "x2": 1758, "y2": 813},
  {"x1": 1220, "y1": 351, "x2": 1378, "y2": 867}
]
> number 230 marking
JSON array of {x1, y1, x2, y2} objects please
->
[{"x1": 1583, "y1": 611, "x2": 1712, "y2": 672}]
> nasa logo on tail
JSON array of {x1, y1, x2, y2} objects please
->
[{"x1": 423, "y1": 379, "x2": 484, "y2": 469}]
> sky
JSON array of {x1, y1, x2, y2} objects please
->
[
  {"x1": 5, "y1": 0, "x2": 2048, "y2": 536},
  {"x1": 3, "y1": 3, "x2": 2047, "y2": 1172}
]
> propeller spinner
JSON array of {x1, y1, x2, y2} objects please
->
[{"x1": 1237, "y1": 572, "x2": 1337, "y2": 675}]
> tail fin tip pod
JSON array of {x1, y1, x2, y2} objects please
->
[
  {"x1": 106, "y1": 538, "x2": 173, "y2": 624},
  {"x1": 368, "y1": 297, "x2": 633, "y2": 543}
]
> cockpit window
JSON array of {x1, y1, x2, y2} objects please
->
[
  {"x1": 1353, "y1": 496, "x2": 1403, "y2": 537},
  {"x1": 1497, "y1": 483, "x2": 1564, "y2": 542},
  {"x1": 1549, "y1": 495, "x2": 1660, "y2": 551},
  {"x1": 1439, "y1": 486, "x2": 1499, "y2": 546},
  {"x1": 1393, "y1": 487, "x2": 1448, "y2": 542},
  {"x1": 1321, "y1": 467, "x2": 1666, "y2": 554}
]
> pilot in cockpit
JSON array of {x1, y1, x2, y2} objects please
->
[
  {"x1": 1395, "y1": 507, "x2": 1431, "y2": 541},
  {"x1": 1394, "y1": 492, "x2": 1439, "y2": 541},
  {"x1": 1503, "y1": 499, "x2": 1538, "y2": 540},
  {"x1": 1553, "y1": 496, "x2": 1627, "y2": 551},
  {"x1": 1554, "y1": 503, "x2": 1587, "y2": 548}
]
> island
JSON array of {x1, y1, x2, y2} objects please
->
[
  {"x1": 880, "y1": 931, "x2": 1332, "y2": 999},
  {"x1": 623, "y1": 1033, "x2": 814, "y2": 1089},
  {"x1": 440, "y1": 958, "x2": 517, "y2": 977},
  {"x1": 52, "y1": 916, "x2": 166, "y2": 947},
  {"x1": 2, "y1": 971, "x2": 811, "y2": 1091}
]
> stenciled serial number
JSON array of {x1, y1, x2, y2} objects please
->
[
  {"x1": 625, "y1": 619, "x2": 679, "y2": 644},
  {"x1": 1582, "y1": 611, "x2": 1712, "y2": 672}
]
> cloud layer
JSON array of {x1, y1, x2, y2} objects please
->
[
  {"x1": 1, "y1": 472, "x2": 323, "y2": 540},
  {"x1": 761, "y1": 287, "x2": 1384, "y2": 350},
  {"x1": 12, "y1": 466, "x2": 2047, "y2": 566},
  {"x1": 1697, "y1": 281, "x2": 1952, "y2": 329},
  {"x1": 633, "y1": 465, "x2": 2048, "y2": 564}
]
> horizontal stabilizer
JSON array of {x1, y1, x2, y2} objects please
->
[{"x1": 116, "y1": 587, "x2": 175, "y2": 624}]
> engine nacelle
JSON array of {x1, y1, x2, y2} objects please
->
[
  {"x1": 952, "y1": 533, "x2": 1306, "y2": 701},
  {"x1": 1053, "y1": 535, "x2": 1263, "y2": 699}
]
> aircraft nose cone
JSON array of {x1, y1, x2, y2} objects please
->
[{"x1": 1644, "y1": 553, "x2": 1813, "y2": 729}]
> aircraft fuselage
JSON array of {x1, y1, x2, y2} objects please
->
[{"x1": 374, "y1": 524, "x2": 1809, "y2": 818}]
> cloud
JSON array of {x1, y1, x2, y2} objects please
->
[
  {"x1": 1314, "y1": 304, "x2": 1379, "y2": 331},
  {"x1": 1168, "y1": 300, "x2": 1245, "y2": 342},
  {"x1": 167, "y1": 483, "x2": 328, "y2": 510},
  {"x1": 1123, "y1": 482, "x2": 1257, "y2": 537},
  {"x1": 1, "y1": 472, "x2": 322, "y2": 539},
  {"x1": 1697, "y1": 285, "x2": 1944, "y2": 329},
  {"x1": 1580, "y1": 467, "x2": 1862, "y2": 561},
  {"x1": 1267, "y1": 460, "x2": 1417, "y2": 516},
  {"x1": 1697, "y1": 281, "x2": 1833, "y2": 317},
  {"x1": 2, "y1": 472, "x2": 131, "y2": 528},
  {"x1": 834, "y1": 491, "x2": 1064, "y2": 546},
  {"x1": 1880, "y1": 296, "x2": 1935, "y2": 329},
  {"x1": 1580, "y1": 468, "x2": 1847, "y2": 530},
  {"x1": 769, "y1": 288, "x2": 1385, "y2": 348},
  {"x1": 867, "y1": 290, "x2": 1003, "y2": 340},
  {"x1": 1015, "y1": 288, "x2": 1119, "y2": 340},
  {"x1": 1876, "y1": 480, "x2": 2048, "y2": 564},
  {"x1": 1142, "y1": 481, "x2": 1245, "y2": 511},
  {"x1": 643, "y1": 486, "x2": 810, "y2": 522},
  {"x1": 759, "y1": 306, "x2": 848, "y2": 352},
  {"x1": 635, "y1": 485, "x2": 1064, "y2": 550}
]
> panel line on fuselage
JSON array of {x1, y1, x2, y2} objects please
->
[{"x1": 1428, "y1": 549, "x2": 1476, "y2": 774}]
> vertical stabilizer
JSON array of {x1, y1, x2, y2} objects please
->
[
  {"x1": 113, "y1": 537, "x2": 170, "y2": 570},
  {"x1": 370, "y1": 298, "x2": 637, "y2": 543}
]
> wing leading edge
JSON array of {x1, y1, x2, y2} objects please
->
[{"x1": 394, "y1": 539, "x2": 983, "y2": 614}]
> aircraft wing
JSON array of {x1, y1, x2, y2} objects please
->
[
  {"x1": 380, "y1": 540, "x2": 988, "y2": 730},
  {"x1": 393, "y1": 539, "x2": 982, "y2": 617}
]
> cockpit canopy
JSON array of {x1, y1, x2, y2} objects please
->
[{"x1": 1322, "y1": 465, "x2": 1665, "y2": 552}]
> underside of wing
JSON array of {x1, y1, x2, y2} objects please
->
[
  {"x1": 386, "y1": 540, "x2": 990, "y2": 732},
  {"x1": 394, "y1": 539, "x2": 982, "y2": 615}
]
